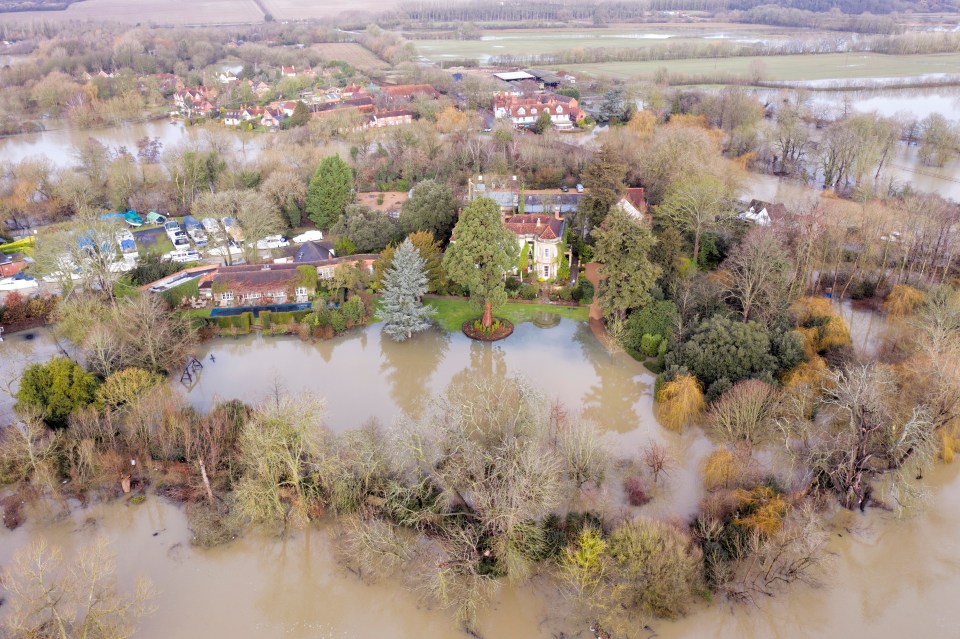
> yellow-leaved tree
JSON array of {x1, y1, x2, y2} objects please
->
[{"x1": 656, "y1": 374, "x2": 705, "y2": 431}]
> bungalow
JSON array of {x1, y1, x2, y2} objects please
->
[
  {"x1": 342, "y1": 85, "x2": 362, "y2": 98},
  {"x1": 217, "y1": 71, "x2": 238, "y2": 84},
  {"x1": 197, "y1": 256, "x2": 379, "y2": 306},
  {"x1": 281, "y1": 65, "x2": 297, "y2": 77},
  {"x1": 371, "y1": 109, "x2": 414, "y2": 128},
  {"x1": 209, "y1": 264, "x2": 312, "y2": 307},
  {"x1": 503, "y1": 213, "x2": 567, "y2": 281}
]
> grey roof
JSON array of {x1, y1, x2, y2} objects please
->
[
  {"x1": 295, "y1": 241, "x2": 334, "y2": 263},
  {"x1": 522, "y1": 193, "x2": 582, "y2": 213}
]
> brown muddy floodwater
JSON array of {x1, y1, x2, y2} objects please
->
[{"x1": 2, "y1": 314, "x2": 960, "y2": 638}]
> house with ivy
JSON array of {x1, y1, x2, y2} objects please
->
[
  {"x1": 504, "y1": 213, "x2": 569, "y2": 282},
  {"x1": 206, "y1": 263, "x2": 317, "y2": 307}
]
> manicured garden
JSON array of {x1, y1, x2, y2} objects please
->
[{"x1": 425, "y1": 297, "x2": 589, "y2": 332}]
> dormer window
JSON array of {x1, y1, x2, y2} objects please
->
[
  {"x1": 518, "y1": 107, "x2": 525, "y2": 115},
  {"x1": 556, "y1": 106, "x2": 563, "y2": 113},
  {"x1": 531, "y1": 108, "x2": 537, "y2": 114}
]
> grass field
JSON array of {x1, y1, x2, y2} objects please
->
[
  {"x1": 311, "y1": 43, "x2": 388, "y2": 70},
  {"x1": 413, "y1": 24, "x2": 811, "y2": 63},
  {"x1": 425, "y1": 297, "x2": 588, "y2": 331},
  {"x1": 261, "y1": 0, "x2": 403, "y2": 19},
  {"x1": 548, "y1": 52, "x2": 960, "y2": 83},
  {"x1": 0, "y1": 0, "x2": 263, "y2": 24}
]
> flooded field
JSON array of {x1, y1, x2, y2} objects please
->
[{"x1": 0, "y1": 120, "x2": 264, "y2": 168}]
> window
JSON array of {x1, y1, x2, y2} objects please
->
[
  {"x1": 543, "y1": 265, "x2": 550, "y2": 278},
  {"x1": 556, "y1": 106, "x2": 563, "y2": 113},
  {"x1": 295, "y1": 286, "x2": 308, "y2": 297},
  {"x1": 531, "y1": 108, "x2": 537, "y2": 114},
  {"x1": 221, "y1": 291, "x2": 233, "y2": 302},
  {"x1": 543, "y1": 248, "x2": 550, "y2": 258},
  {"x1": 517, "y1": 107, "x2": 525, "y2": 115}
]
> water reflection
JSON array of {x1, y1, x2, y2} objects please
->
[{"x1": 186, "y1": 319, "x2": 660, "y2": 442}]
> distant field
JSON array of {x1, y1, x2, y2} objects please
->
[
  {"x1": 0, "y1": 0, "x2": 263, "y2": 24},
  {"x1": 549, "y1": 52, "x2": 960, "y2": 83},
  {"x1": 312, "y1": 42, "x2": 388, "y2": 70},
  {"x1": 414, "y1": 24, "x2": 811, "y2": 63},
  {"x1": 261, "y1": 0, "x2": 404, "y2": 19}
]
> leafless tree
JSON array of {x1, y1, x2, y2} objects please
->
[
  {"x1": 2, "y1": 537, "x2": 155, "y2": 639},
  {"x1": 641, "y1": 441, "x2": 675, "y2": 485}
]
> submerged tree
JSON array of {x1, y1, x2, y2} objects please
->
[
  {"x1": 2, "y1": 537, "x2": 154, "y2": 639},
  {"x1": 380, "y1": 238, "x2": 436, "y2": 342},
  {"x1": 443, "y1": 196, "x2": 519, "y2": 328}
]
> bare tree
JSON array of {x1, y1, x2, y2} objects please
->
[
  {"x1": 2, "y1": 537, "x2": 154, "y2": 639},
  {"x1": 721, "y1": 227, "x2": 793, "y2": 324},
  {"x1": 641, "y1": 441, "x2": 675, "y2": 485}
]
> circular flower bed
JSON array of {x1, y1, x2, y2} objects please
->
[{"x1": 462, "y1": 317, "x2": 514, "y2": 342}]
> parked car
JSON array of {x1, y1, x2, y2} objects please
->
[
  {"x1": 255, "y1": 235, "x2": 290, "y2": 250},
  {"x1": 560, "y1": 184, "x2": 569, "y2": 192},
  {"x1": 576, "y1": 183, "x2": 584, "y2": 193},
  {"x1": 172, "y1": 235, "x2": 190, "y2": 248}
]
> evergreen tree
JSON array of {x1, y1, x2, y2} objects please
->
[
  {"x1": 381, "y1": 238, "x2": 436, "y2": 341},
  {"x1": 443, "y1": 197, "x2": 519, "y2": 328},
  {"x1": 288, "y1": 100, "x2": 311, "y2": 128},
  {"x1": 591, "y1": 208, "x2": 661, "y2": 325},
  {"x1": 399, "y1": 179, "x2": 459, "y2": 242},
  {"x1": 579, "y1": 144, "x2": 627, "y2": 231},
  {"x1": 306, "y1": 155, "x2": 353, "y2": 230}
]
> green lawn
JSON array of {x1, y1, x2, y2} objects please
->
[
  {"x1": 425, "y1": 297, "x2": 588, "y2": 331},
  {"x1": 550, "y1": 52, "x2": 960, "y2": 82},
  {"x1": 182, "y1": 308, "x2": 212, "y2": 318}
]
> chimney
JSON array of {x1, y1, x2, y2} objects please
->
[
  {"x1": 555, "y1": 206, "x2": 562, "y2": 221},
  {"x1": 536, "y1": 218, "x2": 541, "y2": 228}
]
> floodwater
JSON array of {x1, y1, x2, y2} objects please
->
[
  {"x1": 0, "y1": 327, "x2": 64, "y2": 426},
  {"x1": 744, "y1": 140, "x2": 960, "y2": 203},
  {"x1": 0, "y1": 119, "x2": 264, "y2": 167},
  {"x1": 4, "y1": 314, "x2": 960, "y2": 638}
]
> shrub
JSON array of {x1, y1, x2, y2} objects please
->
[
  {"x1": 518, "y1": 283, "x2": 538, "y2": 300},
  {"x1": 505, "y1": 277, "x2": 522, "y2": 292},
  {"x1": 260, "y1": 310, "x2": 272, "y2": 328},
  {"x1": 97, "y1": 368, "x2": 164, "y2": 408},
  {"x1": 624, "y1": 476, "x2": 651, "y2": 506},
  {"x1": 791, "y1": 297, "x2": 851, "y2": 356},
  {"x1": 161, "y1": 279, "x2": 199, "y2": 307},
  {"x1": 640, "y1": 333, "x2": 662, "y2": 358},
  {"x1": 556, "y1": 286, "x2": 574, "y2": 302},
  {"x1": 329, "y1": 309, "x2": 346, "y2": 333},
  {"x1": 626, "y1": 301, "x2": 678, "y2": 351},
  {"x1": 575, "y1": 278, "x2": 594, "y2": 304},
  {"x1": 16, "y1": 357, "x2": 99, "y2": 428},
  {"x1": 342, "y1": 296, "x2": 365, "y2": 325}
]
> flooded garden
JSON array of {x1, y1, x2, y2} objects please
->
[{"x1": 2, "y1": 304, "x2": 960, "y2": 639}]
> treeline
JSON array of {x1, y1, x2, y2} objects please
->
[
  {"x1": 395, "y1": 0, "x2": 955, "y2": 23},
  {"x1": 722, "y1": 6, "x2": 903, "y2": 33}
]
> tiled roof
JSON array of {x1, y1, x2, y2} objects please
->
[
  {"x1": 383, "y1": 84, "x2": 439, "y2": 98},
  {"x1": 504, "y1": 214, "x2": 565, "y2": 241}
]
